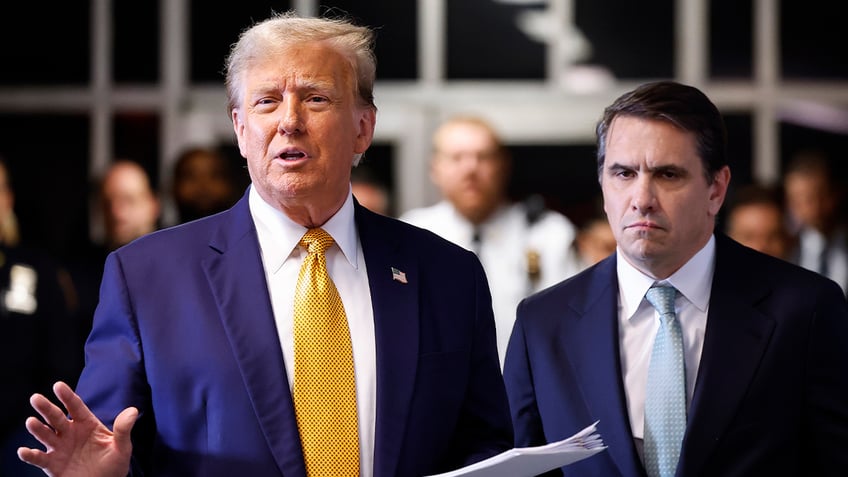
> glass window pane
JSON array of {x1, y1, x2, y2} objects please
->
[
  {"x1": 0, "y1": 114, "x2": 90, "y2": 258},
  {"x1": 724, "y1": 113, "x2": 754, "y2": 186},
  {"x1": 576, "y1": 0, "x2": 674, "y2": 79},
  {"x1": 190, "y1": 1, "x2": 292, "y2": 84},
  {"x1": 781, "y1": 0, "x2": 848, "y2": 79},
  {"x1": 506, "y1": 143, "x2": 599, "y2": 225},
  {"x1": 709, "y1": 0, "x2": 753, "y2": 79},
  {"x1": 0, "y1": 4, "x2": 89, "y2": 85},
  {"x1": 447, "y1": 0, "x2": 545, "y2": 80},
  {"x1": 113, "y1": 113, "x2": 161, "y2": 188},
  {"x1": 321, "y1": 1, "x2": 417, "y2": 80},
  {"x1": 114, "y1": 2, "x2": 160, "y2": 84}
]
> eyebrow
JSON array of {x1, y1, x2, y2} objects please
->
[
  {"x1": 251, "y1": 77, "x2": 337, "y2": 95},
  {"x1": 606, "y1": 162, "x2": 689, "y2": 176}
]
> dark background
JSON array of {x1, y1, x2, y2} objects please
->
[{"x1": 0, "y1": 0, "x2": 845, "y2": 260}]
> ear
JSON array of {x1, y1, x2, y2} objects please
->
[
  {"x1": 151, "y1": 195, "x2": 161, "y2": 217},
  {"x1": 708, "y1": 165, "x2": 731, "y2": 216},
  {"x1": 353, "y1": 107, "x2": 377, "y2": 155},
  {"x1": 232, "y1": 109, "x2": 248, "y2": 158}
]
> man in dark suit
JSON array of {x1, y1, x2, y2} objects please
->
[
  {"x1": 783, "y1": 149, "x2": 848, "y2": 298},
  {"x1": 18, "y1": 11, "x2": 512, "y2": 477},
  {"x1": 503, "y1": 81, "x2": 848, "y2": 476},
  {"x1": 0, "y1": 157, "x2": 80, "y2": 477}
]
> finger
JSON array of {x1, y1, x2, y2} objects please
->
[
  {"x1": 17, "y1": 446, "x2": 49, "y2": 469},
  {"x1": 24, "y1": 416, "x2": 60, "y2": 450},
  {"x1": 113, "y1": 407, "x2": 139, "y2": 452},
  {"x1": 30, "y1": 393, "x2": 71, "y2": 435},
  {"x1": 53, "y1": 381, "x2": 96, "y2": 425}
]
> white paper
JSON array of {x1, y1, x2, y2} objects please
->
[{"x1": 424, "y1": 421, "x2": 606, "y2": 477}]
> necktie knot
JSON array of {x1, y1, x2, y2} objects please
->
[
  {"x1": 646, "y1": 285, "x2": 677, "y2": 319},
  {"x1": 301, "y1": 228, "x2": 334, "y2": 255}
]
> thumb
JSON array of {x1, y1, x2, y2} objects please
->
[{"x1": 112, "y1": 407, "x2": 139, "y2": 449}]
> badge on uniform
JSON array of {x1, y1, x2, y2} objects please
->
[{"x1": 4, "y1": 264, "x2": 38, "y2": 314}]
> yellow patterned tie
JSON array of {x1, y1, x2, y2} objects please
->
[{"x1": 293, "y1": 228, "x2": 360, "y2": 476}]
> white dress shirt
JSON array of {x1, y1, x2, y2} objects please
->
[
  {"x1": 249, "y1": 186, "x2": 377, "y2": 477},
  {"x1": 617, "y1": 235, "x2": 715, "y2": 442},
  {"x1": 400, "y1": 200, "x2": 577, "y2": 367}
]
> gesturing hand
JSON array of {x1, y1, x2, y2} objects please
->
[{"x1": 17, "y1": 381, "x2": 138, "y2": 477}]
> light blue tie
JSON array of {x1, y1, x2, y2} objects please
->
[{"x1": 644, "y1": 285, "x2": 686, "y2": 477}]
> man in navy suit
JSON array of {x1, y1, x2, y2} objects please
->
[
  {"x1": 18, "y1": 11, "x2": 512, "y2": 477},
  {"x1": 503, "y1": 81, "x2": 848, "y2": 476}
]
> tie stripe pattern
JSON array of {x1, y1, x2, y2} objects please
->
[
  {"x1": 293, "y1": 228, "x2": 360, "y2": 476},
  {"x1": 644, "y1": 285, "x2": 686, "y2": 477}
]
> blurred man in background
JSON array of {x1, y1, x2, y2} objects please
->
[
  {"x1": 350, "y1": 165, "x2": 391, "y2": 216},
  {"x1": 64, "y1": 159, "x2": 162, "y2": 379},
  {"x1": 564, "y1": 202, "x2": 617, "y2": 277},
  {"x1": 100, "y1": 160, "x2": 161, "y2": 252},
  {"x1": 724, "y1": 183, "x2": 793, "y2": 260},
  {"x1": 401, "y1": 115, "x2": 578, "y2": 367},
  {"x1": 783, "y1": 150, "x2": 847, "y2": 296},
  {"x1": 171, "y1": 146, "x2": 241, "y2": 224}
]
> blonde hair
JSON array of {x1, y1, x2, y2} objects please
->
[
  {"x1": 224, "y1": 10, "x2": 377, "y2": 117},
  {"x1": 432, "y1": 115, "x2": 508, "y2": 158}
]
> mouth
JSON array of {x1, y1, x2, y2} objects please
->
[
  {"x1": 276, "y1": 148, "x2": 308, "y2": 161},
  {"x1": 626, "y1": 220, "x2": 662, "y2": 231}
]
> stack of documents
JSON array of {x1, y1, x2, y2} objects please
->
[{"x1": 424, "y1": 421, "x2": 606, "y2": 477}]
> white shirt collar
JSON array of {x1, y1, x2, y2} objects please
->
[
  {"x1": 249, "y1": 185, "x2": 359, "y2": 274},
  {"x1": 617, "y1": 234, "x2": 716, "y2": 319}
]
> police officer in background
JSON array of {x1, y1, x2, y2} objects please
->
[
  {"x1": 0, "y1": 156, "x2": 79, "y2": 476},
  {"x1": 400, "y1": 115, "x2": 578, "y2": 367}
]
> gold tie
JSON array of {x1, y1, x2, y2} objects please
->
[{"x1": 293, "y1": 228, "x2": 360, "y2": 476}]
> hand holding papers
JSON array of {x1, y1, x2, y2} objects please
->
[{"x1": 424, "y1": 421, "x2": 606, "y2": 477}]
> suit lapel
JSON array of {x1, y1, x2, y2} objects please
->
[
  {"x1": 567, "y1": 257, "x2": 645, "y2": 477},
  {"x1": 355, "y1": 204, "x2": 420, "y2": 477},
  {"x1": 202, "y1": 196, "x2": 306, "y2": 477},
  {"x1": 680, "y1": 235, "x2": 776, "y2": 474}
]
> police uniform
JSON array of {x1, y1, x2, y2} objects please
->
[
  {"x1": 401, "y1": 200, "x2": 578, "y2": 367},
  {"x1": 0, "y1": 244, "x2": 79, "y2": 475}
]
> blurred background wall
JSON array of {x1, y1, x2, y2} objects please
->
[{"x1": 0, "y1": 0, "x2": 845, "y2": 263}]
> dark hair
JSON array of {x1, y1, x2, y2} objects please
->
[
  {"x1": 784, "y1": 149, "x2": 834, "y2": 185},
  {"x1": 727, "y1": 183, "x2": 785, "y2": 212},
  {"x1": 173, "y1": 146, "x2": 229, "y2": 182},
  {"x1": 595, "y1": 80, "x2": 728, "y2": 184}
]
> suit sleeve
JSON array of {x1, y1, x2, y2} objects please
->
[
  {"x1": 447, "y1": 257, "x2": 514, "y2": 467},
  {"x1": 74, "y1": 252, "x2": 154, "y2": 475},
  {"x1": 805, "y1": 280, "x2": 848, "y2": 472},
  {"x1": 503, "y1": 299, "x2": 550, "y2": 448},
  {"x1": 503, "y1": 300, "x2": 564, "y2": 477}
]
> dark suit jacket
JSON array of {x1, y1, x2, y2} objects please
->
[
  {"x1": 504, "y1": 233, "x2": 848, "y2": 476},
  {"x1": 75, "y1": 190, "x2": 513, "y2": 477},
  {"x1": 0, "y1": 245, "x2": 80, "y2": 477}
]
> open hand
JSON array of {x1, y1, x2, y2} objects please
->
[{"x1": 17, "y1": 381, "x2": 137, "y2": 477}]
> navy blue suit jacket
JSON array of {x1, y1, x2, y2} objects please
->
[
  {"x1": 504, "y1": 233, "x2": 848, "y2": 476},
  {"x1": 75, "y1": 190, "x2": 513, "y2": 477}
]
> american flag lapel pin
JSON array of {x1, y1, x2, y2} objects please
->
[{"x1": 391, "y1": 267, "x2": 408, "y2": 284}]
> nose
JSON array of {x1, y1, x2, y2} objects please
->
[
  {"x1": 631, "y1": 176, "x2": 657, "y2": 213},
  {"x1": 460, "y1": 153, "x2": 482, "y2": 172},
  {"x1": 278, "y1": 100, "x2": 303, "y2": 135}
]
